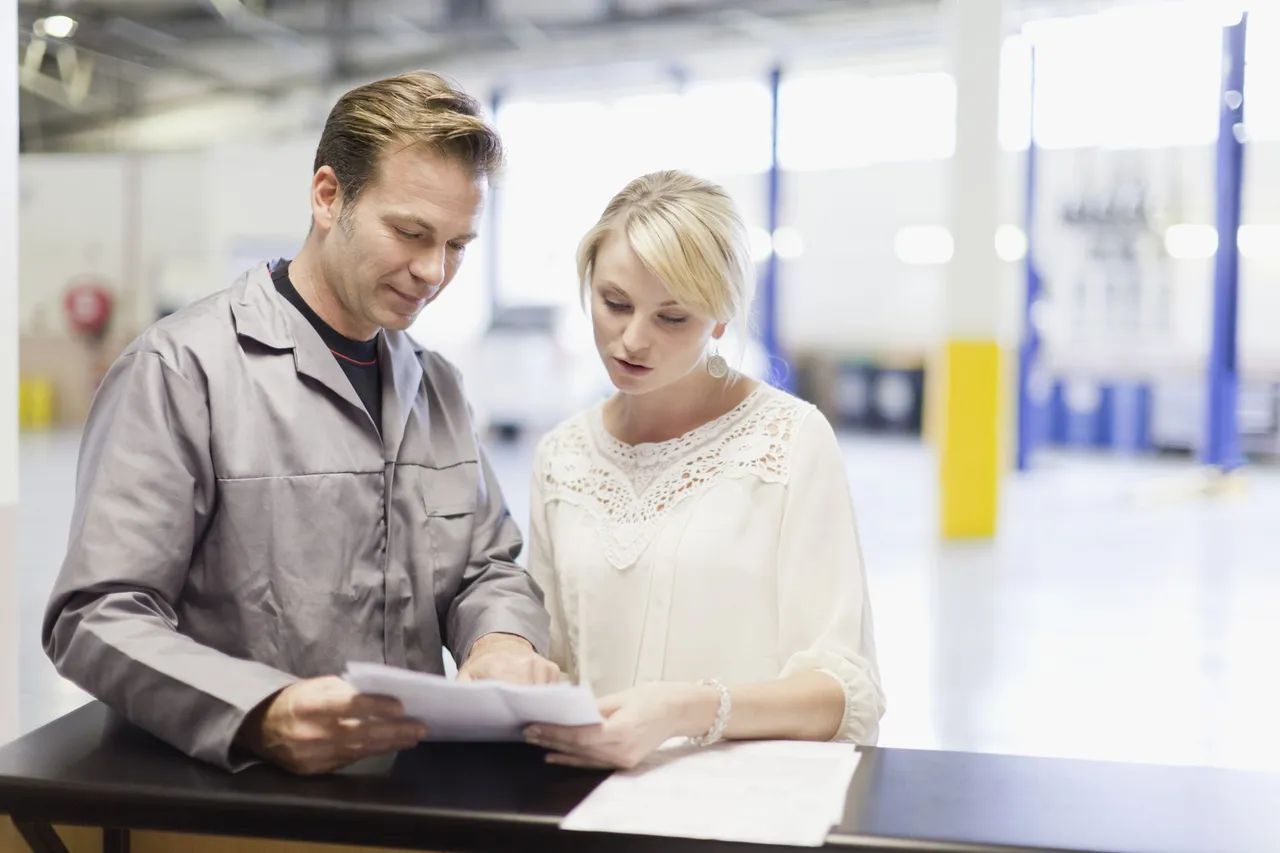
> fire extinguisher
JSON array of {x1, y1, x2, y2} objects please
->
[
  {"x1": 63, "y1": 279, "x2": 115, "y2": 399},
  {"x1": 63, "y1": 280, "x2": 114, "y2": 341}
]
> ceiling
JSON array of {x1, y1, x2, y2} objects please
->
[{"x1": 14, "y1": 0, "x2": 1123, "y2": 151}]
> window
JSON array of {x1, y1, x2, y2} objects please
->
[
  {"x1": 1023, "y1": 4, "x2": 1222, "y2": 149},
  {"x1": 779, "y1": 70, "x2": 956, "y2": 170}
]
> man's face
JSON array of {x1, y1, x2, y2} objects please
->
[{"x1": 317, "y1": 145, "x2": 486, "y2": 338}]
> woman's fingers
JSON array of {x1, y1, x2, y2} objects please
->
[
  {"x1": 596, "y1": 693, "x2": 627, "y2": 717},
  {"x1": 525, "y1": 723, "x2": 606, "y2": 749},
  {"x1": 545, "y1": 751, "x2": 616, "y2": 769}
]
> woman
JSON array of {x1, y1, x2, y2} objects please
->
[{"x1": 524, "y1": 171, "x2": 884, "y2": 769}]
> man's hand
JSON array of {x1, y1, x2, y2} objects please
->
[
  {"x1": 237, "y1": 675, "x2": 427, "y2": 775},
  {"x1": 456, "y1": 633, "x2": 561, "y2": 684}
]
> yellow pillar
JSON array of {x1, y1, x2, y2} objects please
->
[
  {"x1": 941, "y1": 341, "x2": 1002, "y2": 537},
  {"x1": 940, "y1": 0, "x2": 1006, "y2": 538}
]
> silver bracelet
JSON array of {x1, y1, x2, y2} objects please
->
[{"x1": 689, "y1": 678, "x2": 731, "y2": 747}]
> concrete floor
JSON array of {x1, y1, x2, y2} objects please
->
[{"x1": 13, "y1": 426, "x2": 1280, "y2": 772}]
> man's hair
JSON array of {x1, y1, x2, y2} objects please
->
[{"x1": 314, "y1": 71, "x2": 503, "y2": 213}]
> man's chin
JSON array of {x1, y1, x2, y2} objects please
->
[{"x1": 378, "y1": 310, "x2": 421, "y2": 332}]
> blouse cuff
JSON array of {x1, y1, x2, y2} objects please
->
[{"x1": 781, "y1": 649, "x2": 884, "y2": 745}]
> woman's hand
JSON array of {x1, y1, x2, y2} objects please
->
[{"x1": 524, "y1": 682, "x2": 718, "y2": 770}]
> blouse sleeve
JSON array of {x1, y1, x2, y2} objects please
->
[
  {"x1": 776, "y1": 408, "x2": 886, "y2": 744},
  {"x1": 527, "y1": 439, "x2": 575, "y2": 680}
]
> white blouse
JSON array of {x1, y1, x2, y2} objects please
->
[{"x1": 528, "y1": 385, "x2": 885, "y2": 744}]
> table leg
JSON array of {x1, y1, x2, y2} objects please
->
[
  {"x1": 12, "y1": 819, "x2": 68, "y2": 853},
  {"x1": 103, "y1": 827, "x2": 130, "y2": 853}
]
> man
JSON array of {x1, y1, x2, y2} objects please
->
[{"x1": 43, "y1": 72, "x2": 558, "y2": 775}]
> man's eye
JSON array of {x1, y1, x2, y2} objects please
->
[{"x1": 396, "y1": 228, "x2": 422, "y2": 239}]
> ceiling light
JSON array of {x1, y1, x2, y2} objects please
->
[
  {"x1": 35, "y1": 15, "x2": 78, "y2": 39},
  {"x1": 894, "y1": 226, "x2": 954, "y2": 265},
  {"x1": 1164, "y1": 224, "x2": 1218, "y2": 260},
  {"x1": 772, "y1": 227, "x2": 805, "y2": 260},
  {"x1": 995, "y1": 225, "x2": 1028, "y2": 262}
]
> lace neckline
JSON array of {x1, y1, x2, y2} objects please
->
[
  {"x1": 591, "y1": 386, "x2": 766, "y2": 460},
  {"x1": 541, "y1": 384, "x2": 809, "y2": 569}
]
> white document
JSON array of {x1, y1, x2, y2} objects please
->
[
  {"x1": 342, "y1": 661, "x2": 603, "y2": 741},
  {"x1": 561, "y1": 739, "x2": 862, "y2": 847}
]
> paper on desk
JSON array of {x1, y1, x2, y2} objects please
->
[
  {"x1": 560, "y1": 739, "x2": 861, "y2": 847},
  {"x1": 342, "y1": 661, "x2": 603, "y2": 741}
]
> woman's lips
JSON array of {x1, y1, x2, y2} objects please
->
[{"x1": 614, "y1": 357, "x2": 652, "y2": 375}]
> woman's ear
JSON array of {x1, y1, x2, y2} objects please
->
[{"x1": 712, "y1": 322, "x2": 727, "y2": 340}]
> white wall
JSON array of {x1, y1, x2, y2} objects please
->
[
  {"x1": 18, "y1": 136, "x2": 492, "y2": 365},
  {"x1": 17, "y1": 135, "x2": 1280, "y2": 400},
  {"x1": 2, "y1": 0, "x2": 21, "y2": 744},
  {"x1": 139, "y1": 152, "x2": 210, "y2": 321},
  {"x1": 1032, "y1": 141, "x2": 1280, "y2": 379},
  {"x1": 780, "y1": 152, "x2": 1028, "y2": 357},
  {"x1": 19, "y1": 156, "x2": 129, "y2": 336},
  {"x1": 205, "y1": 136, "x2": 312, "y2": 290},
  {"x1": 19, "y1": 151, "x2": 212, "y2": 338},
  {"x1": 1240, "y1": 141, "x2": 1280, "y2": 373}
]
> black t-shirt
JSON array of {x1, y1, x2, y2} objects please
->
[{"x1": 271, "y1": 260, "x2": 382, "y2": 434}]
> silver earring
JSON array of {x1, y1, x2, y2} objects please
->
[{"x1": 706, "y1": 346, "x2": 729, "y2": 379}]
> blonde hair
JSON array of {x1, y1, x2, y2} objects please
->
[
  {"x1": 314, "y1": 71, "x2": 502, "y2": 212},
  {"x1": 576, "y1": 171, "x2": 754, "y2": 329}
]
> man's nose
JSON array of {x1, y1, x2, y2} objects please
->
[{"x1": 410, "y1": 246, "x2": 447, "y2": 288}]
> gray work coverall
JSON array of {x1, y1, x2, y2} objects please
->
[{"x1": 43, "y1": 263, "x2": 550, "y2": 769}]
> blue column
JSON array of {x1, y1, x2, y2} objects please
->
[
  {"x1": 1201, "y1": 15, "x2": 1248, "y2": 471},
  {"x1": 1016, "y1": 45, "x2": 1042, "y2": 471},
  {"x1": 486, "y1": 87, "x2": 505, "y2": 317},
  {"x1": 762, "y1": 65, "x2": 792, "y2": 390}
]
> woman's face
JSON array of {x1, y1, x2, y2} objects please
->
[{"x1": 588, "y1": 231, "x2": 723, "y2": 396}]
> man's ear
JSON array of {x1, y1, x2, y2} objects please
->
[{"x1": 311, "y1": 165, "x2": 343, "y2": 232}]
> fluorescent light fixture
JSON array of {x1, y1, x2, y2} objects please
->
[
  {"x1": 894, "y1": 226, "x2": 954, "y2": 265},
  {"x1": 1164, "y1": 224, "x2": 1218, "y2": 259},
  {"x1": 995, "y1": 225, "x2": 1028, "y2": 262},
  {"x1": 772, "y1": 227, "x2": 805, "y2": 260},
  {"x1": 1238, "y1": 225, "x2": 1280, "y2": 260},
  {"x1": 35, "y1": 15, "x2": 78, "y2": 39},
  {"x1": 747, "y1": 225, "x2": 773, "y2": 263}
]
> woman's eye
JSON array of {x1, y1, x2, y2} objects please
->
[
  {"x1": 396, "y1": 228, "x2": 422, "y2": 239},
  {"x1": 604, "y1": 299, "x2": 630, "y2": 312},
  {"x1": 660, "y1": 315, "x2": 688, "y2": 325}
]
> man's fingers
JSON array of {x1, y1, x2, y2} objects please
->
[
  {"x1": 257, "y1": 678, "x2": 424, "y2": 775},
  {"x1": 337, "y1": 723, "x2": 425, "y2": 762},
  {"x1": 286, "y1": 677, "x2": 357, "y2": 718},
  {"x1": 342, "y1": 692, "x2": 406, "y2": 720},
  {"x1": 284, "y1": 679, "x2": 405, "y2": 722},
  {"x1": 340, "y1": 718, "x2": 427, "y2": 746},
  {"x1": 460, "y1": 648, "x2": 562, "y2": 686}
]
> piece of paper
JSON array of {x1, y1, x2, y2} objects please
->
[
  {"x1": 343, "y1": 661, "x2": 603, "y2": 741},
  {"x1": 561, "y1": 739, "x2": 862, "y2": 847}
]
